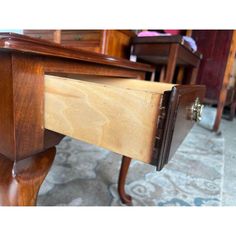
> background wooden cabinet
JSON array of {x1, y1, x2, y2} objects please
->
[
  {"x1": 192, "y1": 30, "x2": 236, "y2": 130},
  {"x1": 192, "y1": 30, "x2": 233, "y2": 103},
  {"x1": 23, "y1": 30, "x2": 135, "y2": 59}
]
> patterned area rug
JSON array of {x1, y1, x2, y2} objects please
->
[{"x1": 37, "y1": 124, "x2": 224, "y2": 206}]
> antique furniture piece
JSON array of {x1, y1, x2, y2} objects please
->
[
  {"x1": 192, "y1": 30, "x2": 236, "y2": 131},
  {"x1": 23, "y1": 30, "x2": 135, "y2": 59},
  {"x1": 131, "y1": 35, "x2": 202, "y2": 84},
  {"x1": 0, "y1": 33, "x2": 205, "y2": 206}
]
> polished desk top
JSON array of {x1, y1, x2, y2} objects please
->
[
  {"x1": 0, "y1": 32, "x2": 154, "y2": 72},
  {"x1": 132, "y1": 35, "x2": 202, "y2": 58},
  {"x1": 132, "y1": 35, "x2": 202, "y2": 66}
]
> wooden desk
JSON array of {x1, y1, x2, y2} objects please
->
[
  {"x1": 131, "y1": 35, "x2": 202, "y2": 84},
  {"x1": 0, "y1": 33, "x2": 205, "y2": 206}
]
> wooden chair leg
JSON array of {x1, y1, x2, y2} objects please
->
[
  {"x1": 184, "y1": 66, "x2": 199, "y2": 85},
  {"x1": 0, "y1": 147, "x2": 56, "y2": 206},
  {"x1": 229, "y1": 101, "x2": 236, "y2": 120},
  {"x1": 118, "y1": 156, "x2": 132, "y2": 205},
  {"x1": 164, "y1": 44, "x2": 178, "y2": 83}
]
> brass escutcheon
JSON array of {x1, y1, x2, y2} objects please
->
[{"x1": 191, "y1": 97, "x2": 204, "y2": 122}]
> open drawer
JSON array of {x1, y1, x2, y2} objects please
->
[{"x1": 44, "y1": 75, "x2": 205, "y2": 170}]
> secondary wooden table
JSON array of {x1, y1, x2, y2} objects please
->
[
  {"x1": 131, "y1": 35, "x2": 202, "y2": 84},
  {"x1": 0, "y1": 33, "x2": 205, "y2": 206}
]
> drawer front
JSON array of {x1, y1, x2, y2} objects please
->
[
  {"x1": 60, "y1": 42, "x2": 101, "y2": 53},
  {"x1": 44, "y1": 75, "x2": 163, "y2": 164},
  {"x1": 61, "y1": 30, "x2": 101, "y2": 42},
  {"x1": 60, "y1": 30, "x2": 101, "y2": 51},
  {"x1": 23, "y1": 30, "x2": 55, "y2": 41},
  {"x1": 153, "y1": 85, "x2": 205, "y2": 170}
]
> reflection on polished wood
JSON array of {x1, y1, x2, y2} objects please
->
[{"x1": 0, "y1": 148, "x2": 56, "y2": 206}]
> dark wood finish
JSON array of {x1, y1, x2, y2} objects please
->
[
  {"x1": 192, "y1": 30, "x2": 236, "y2": 131},
  {"x1": 193, "y1": 30, "x2": 233, "y2": 101},
  {"x1": 131, "y1": 35, "x2": 202, "y2": 84},
  {"x1": 0, "y1": 147, "x2": 56, "y2": 206},
  {"x1": 100, "y1": 30, "x2": 135, "y2": 58},
  {"x1": 61, "y1": 30, "x2": 100, "y2": 41},
  {"x1": 12, "y1": 53, "x2": 45, "y2": 159},
  {"x1": 184, "y1": 66, "x2": 199, "y2": 85},
  {"x1": 162, "y1": 85, "x2": 205, "y2": 168},
  {"x1": 23, "y1": 30, "x2": 56, "y2": 41},
  {"x1": 43, "y1": 57, "x2": 146, "y2": 80},
  {"x1": 0, "y1": 51, "x2": 64, "y2": 162},
  {"x1": 0, "y1": 52, "x2": 45, "y2": 160},
  {"x1": 213, "y1": 31, "x2": 236, "y2": 131},
  {"x1": 0, "y1": 33, "x2": 153, "y2": 72},
  {"x1": 0, "y1": 33, "x2": 205, "y2": 205},
  {"x1": 133, "y1": 35, "x2": 189, "y2": 48},
  {"x1": 23, "y1": 30, "x2": 135, "y2": 59},
  {"x1": 164, "y1": 44, "x2": 179, "y2": 83},
  {"x1": 0, "y1": 52, "x2": 15, "y2": 159},
  {"x1": 152, "y1": 85, "x2": 205, "y2": 170},
  {"x1": 118, "y1": 156, "x2": 132, "y2": 205},
  {"x1": 0, "y1": 33, "x2": 154, "y2": 205},
  {"x1": 61, "y1": 30, "x2": 101, "y2": 53}
]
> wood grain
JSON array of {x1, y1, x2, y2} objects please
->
[
  {"x1": 101, "y1": 30, "x2": 133, "y2": 58},
  {"x1": 52, "y1": 74, "x2": 175, "y2": 93},
  {"x1": 44, "y1": 75, "x2": 163, "y2": 163},
  {"x1": 0, "y1": 147, "x2": 56, "y2": 206},
  {"x1": 0, "y1": 52, "x2": 45, "y2": 161},
  {"x1": 0, "y1": 52, "x2": 15, "y2": 159},
  {"x1": 43, "y1": 57, "x2": 147, "y2": 80},
  {"x1": 0, "y1": 33, "x2": 153, "y2": 72},
  {"x1": 12, "y1": 54, "x2": 45, "y2": 160}
]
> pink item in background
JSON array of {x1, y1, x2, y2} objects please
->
[
  {"x1": 164, "y1": 30, "x2": 181, "y2": 35},
  {"x1": 138, "y1": 31, "x2": 171, "y2": 37},
  {"x1": 138, "y1": 31, "x2": 159, "y2": 37}
]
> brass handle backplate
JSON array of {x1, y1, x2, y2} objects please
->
[{"x1": 191, "y1": 97, "x2": 204, "y2": 122}]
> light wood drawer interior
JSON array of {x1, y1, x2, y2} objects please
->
[{"x1": 44, "y1": 75, "x2": 175, "y2": 163}]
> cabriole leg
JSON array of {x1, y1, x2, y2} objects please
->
[
  {"x1": 0, "y1": 147, "x2": 56, "y2": 206},
  {"x1": 118, "y1": 156, "x2": 132, "y2": 205}
]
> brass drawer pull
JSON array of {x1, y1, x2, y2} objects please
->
[
  {"x1": 74, "y1": 35, "x2": 82, "y2": 41},
  {"x1": 191, "y1": 97, "x2": 204, "y2": 122}
]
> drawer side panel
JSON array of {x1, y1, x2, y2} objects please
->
[{"x1": 44, "y1": 75, "x2": 162, "y2": 163}]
